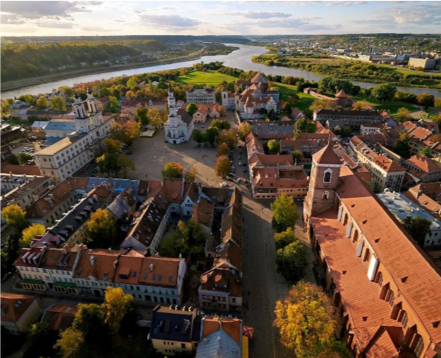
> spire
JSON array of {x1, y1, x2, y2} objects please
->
[
  {"x1": 312, "y1": 141, "x2": 341, "y2": 165},
  {"x1": 73, "y1": 88, "x2": 79, "y2": 99},
  {"x1": 87, "y1": 88, "x2": 92, "y2": 94}
]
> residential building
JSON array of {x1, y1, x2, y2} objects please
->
[
  {"x1": 314, "y1": 109, "x2": 382, "y2": 130},
  {"x1": 0, "y1": 175, "x2": 50, "y2": 210},
  {"x1": 164, "y1": 88, "x2": 194, "y2": 144},
  {"x1": 350, "y1": 136, "x2": 406, "y2": 192},
  {"x1": 186, "y1": 87, "x2": 216, "y2": 104},
  {"x1": 334, "y1": 89, "x2": 354, "y2": 107},
  {"x1": 1, "y1": 174, "x2": 49, "y2": 195},
  {"x1": 377, "y1": 190, "x2": 441, "y2": 247},
  {"x1": 199, "y1": 189, "x2": 243, "y2": 311},
  {"x1": 403, "y1": 155, "x2": 441, "y2": 184},
  {"x1": 189, "y1": 103, "x2": 224, "y2": 123},
  {"x1": 1, "y1": 121, "x2": 26, "y2": 145},
  {"x1": 1, "y1": 294, "x2": 40, "y2": 335},
  {"x1": 8, "y1": 100, "x2": 30, "y2": 118},
  {"x1": 404, "y1": 183, "x2": 441, "y2": 223},
  {"x1": 360, "y1": 122, "x2": 385, "y2": 135},
  {"x1": 43, "y1": 305, "x2": 78, "y2": 331},
  {"x1": 33, "y1": 90, "x2": 114, "y2": 182},
  {"x1": 409, "y1": 58, "x2": 437, "y2": 70},
  {"x1": 150, "y1": 305, "x2": 200, "y2": 356},
  {"x1": 0, "y1": 163, "x2": 41, "y2": 176},
  {"x1": 291, "y1": 107, "x2": 305, "y2": 120},
  {"x1": 303, "y1": 142, "x2": 441, "y2": 358}
]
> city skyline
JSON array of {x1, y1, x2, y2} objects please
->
[{"x1": 1, "y1": 1, "x2": 441, "y2": 37}]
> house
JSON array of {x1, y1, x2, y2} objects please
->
[
  {"x1": 1, "y1": 294, "x2": 40, "y2": 335},
  {"x1": 150, "y1": 305, "x2": 201, "y2": 356},
  {"x1": 314, "y1": 109, "x2": 382, "y2": 130},
  {"x1": 97, "y1": 97, "x2": 110, "y2": 111},
  {"x1": 43, "y1": 305, "x2": 78, "y2": 331},
  {"x1": 291, "y1": 107, "x2": 305, "y2": 120},
  {"x1": 404, "y1": 183, "x2": 441, "y2": 221},
  {"x1": 186, "y1": 87, "x2": 216, "y2": 104},
  {"x1": 360, "y1": 122, "x2": 385, "y2": 135},
  {"x1": 1, "y1": 122, "x2": 26, "y2": 145},
  {"x1": 403, "y1": 155, "x2": 441, "y2": 184},
  {"x1": 303, "y1": 142, "x2": 441, "y2": 358}
]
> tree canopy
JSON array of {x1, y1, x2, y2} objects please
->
[
  {"x1": 85, "y1": 209, "x2": 116, "y2": 248},
  {"x1": 396, "y1": 107, "x2": 412, "y2": 122},
  {"x1": 50, "y1": 95, "x2": 67, "y2": 111},
  {"x1": 274, "y1": 227, "x2": 296, "y2": 250},
  {"x1": 403, "y1": 215, "x2": 432, "y2": 247},
  {"x1": 19, "y1": 223, "x2": 45, "y2": 250},
  {"x1": 271, "y1": 194, "x2": 299, "y2": 232},
  {"x1": 1, "y1": 205, "x2": 28, "y2": 233},
  {"x1": 103, "y1": 287, "x2": 135, "y2": 335},
  {"x1": 54, "y1": 328, "x2": 85, "y2": 358},
  {"x1": 237, "y1": 122, "x2": 252, "y2": 141},
  {"x1": 163, "y1": 161, "x2": 184, "y2": 178},
  {"x1": 215, "y1": 156, "x2": 231, "y2": 177},
  {"x1": 186, "y1": 102, "x2": 198, "y2": 116},
  {"x1": 371, "y1": 83, "x2": 396, "y2": 101},
  {"x1": 276, "y1": 241, "x2": 308, "y2": 282},
  {"x1": 267, "y1": 139, "x2": 280, "y2": 154}
]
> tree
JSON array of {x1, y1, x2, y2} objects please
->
[
  {"x1": 50, "y1": 95, "x2": 67, "y2": 111},
  {"x1": 294, "y1": 119, "x2": 316, "y2": 135},
  {"x1": 109, "y1": 96, "x2": 120, "y2": 113},
  {"x1": 276, "y1": 241, "x2": 308, "y2": 282},
  {"x1": 193, "y1": 129, "x2": 205, "y2": 145},
  {"x1": 1, "y1": 205, "x2": 28, "y2": 233},
  {"x1": 96, "y1": 153, "x2": 119, "y2": 176},
  {"x1": 210, "y1": 119, "x2": 230, "y2": 130},
  {"x1": 215, "y1": 156, "x2": 231, "y2": 177},
  {"x1": 125, "y1": 91, "x2": 135, "y2": 102},
  {"x1": 54, "y1": 328, "x2": 84, "y2": 358},
  {"x1": 184, "y1": 167, "x2": 197, "y2": 182},
  {"x1": 282, "y1": 103, "x2": 292, "y2": 114},
  {"x1": 267, "y1": 139, "x2": 280, "y2": 154},
  {"x1": 163, "y1": 161, "x2": 184, "y2": 178},
  {"x1": 403, "y1": 215, "x2": 432, "y2": 247},
  {"x1": 17, "y1": 153, "x2": 32, "y2": 165},
  {"x1": 274, "y1": 281, "x2": 337, "y2": 357},
  {"x1": 135, "y1": 106, "x2": 149, "y2": 127},
  {"x1": 434, "y1": 98, "x2": 441, "y2": 109},
  {"x1": 271, "y1": 194, "x2": 299, "y2": 232},
  {"x1": 19, "y1": 223, "x2": 45, "y2": 250},
  {"x1": 416, "y1": 93, "x2": 435, "y2": 109},
  {"x1": 428, "y1": 134, "x2": 441, "y2": 143},
  {"x1": 292, "y1": 150, "x2": 304, "y2": 162},
  {"x1": 310, "y1": 99, "x2": 337, "y2": 112},
  {"x1": 103, "y1": 138, "x2": 122, "y2": 154},
  {"x1": 186, "y1": 102, "x2": 198, "y2": 116},
  {"x1": 85, "y1": 209, "x2": 116, "y2": 248},
  {"x1": 148, "y1": 107, "x2": 167, "y2": 128},
  {"x1": 274, "y1": 227, "x2": 296, "y2": 250},
  {"x1": 371, "y1": 83, "x2": 396, "y2": 101},
  {"x1": 217, "y1": 143, "x2": 230, "y2": 156},
  {"x1": 18, "y1": 94, "x2": 34, "y2": 105},
  {"x1": 396, "y1": 107, "x2": 412, "y2": 122},
  {"x1": 393, "y1": 133, "x2": 410, "y2": 159},
  {"x1": 434, "y1": 114, "x2": 441, "y2": 125},
  {"x1": 73, "y1": 303, "x2": 107, "y2": 340},
  {"x1": 103, "y1": 287, "x2": 135, "y2": 335},
  {"x1": 218, "y1": 129, "x2": 238, "y2": 148},
  {"x1": 126, "y1": 76, "x2": 138, "y2": 89},
  {"x1": 238, "y1": 122, "x2": 252, "y2": 141},
  {"x1": 219, "y1": 106, "x2": 226, "y2": 116},
  {"x1": 204, "y1": 127, "x2": 220, "y2": 146},
  {"x1": 36, "y1": 96, "x2": 48, "y2": 110},
  {"x1": 58, "y1": 86, "x2": 74, "y2": 98},
  {"x1": 121, "y1": 120, "x2": 140, "y2": 145},
  {"x1": 117, "y1": 155, "x2": 136, "y2": 178},
  {"x1": 352, "y1": 101, "x2": 371, "y2": 111},
  {"x1": 420, "y1": 146, "x2": 432, "y2": 157}
]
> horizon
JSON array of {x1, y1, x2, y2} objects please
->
[{"x1": 1, "y1": 1, "x2": 441, "y2": 36}]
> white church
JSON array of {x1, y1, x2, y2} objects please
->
[{"x1": 164, "y1": 87, "x2": 194, "y2": 144}]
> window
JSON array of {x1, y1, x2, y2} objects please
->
[
  {"x1": 322, "y1": 191, "x2": 329, "y2": 199},
  {"x1": 324, "y1": 169, "x2": 332, "y2": 183},
  {"x1": 387, "y1": 290, "x2": 395, "y2": 307},
  {"x1": 363, "y1": 248, "x2": 371, "y2": 262},
  {"x1": 413, "y1": 335, "x2": 424, "y2": 358},
  {"x1": 375, "y1": 272, "x2": 383, "y2": 287},
  {"x1": 343, "y1": 213, "x2": 348, "y2": 226},
  {"x1": 399, "y1": 310, "x2": 408, "y2": 328},
  {"x1": 353, "y1": 230, "x2": 359, "y2": 243},
  {"x1": 181, "y1": 343, "x2": 186, "y2": 349}
]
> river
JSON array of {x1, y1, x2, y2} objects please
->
[{"x1": 1, "y1": 43, "x2": 440, "y2": 99}]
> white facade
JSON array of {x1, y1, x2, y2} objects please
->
[
  {"x1": 164, "y1": 89, "x2": 194, "y2": 144},
  {"x1": 180, "y1": 195, "x2": 194, "y2": 216},
  {"x1": 186, "y1": 87, "x2": 215, "y2": 104},
  {"x1": 221, "y1": 88, "x2": 235, "y2": 109}
]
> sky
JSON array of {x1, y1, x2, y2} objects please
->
[{"x1": 1, "y1": 0, "x2": 441, "y2": 36}]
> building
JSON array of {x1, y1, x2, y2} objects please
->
[
  {"x1": 303, "y1": 142, "x2": 441, "y2": 358},
  {"x1": 409, "y1": 58, "x2": 437, "y2": 70},
  {"x1": 186, "y1": 87, "x2": 216, "y2": 104},
  {"x1": 360, "y1": 123, "x2": 385, "y2": 135},
  {"x1": 0, "y1": 174, "x2": 48, "y2": 195},
  {"x1": 334, "y1": 89, "x2": 354, "y2": 107},
  {"x1": 350, "y1": 136, "x2": 406, "y2": 192},
  {"x1": 404, "y1": 183, "x2": 441, "y2": 220},
  {"x1": 43, "y1": 305, "x2": 78, "y2": 331},
  {"x1": 1, "y1": 121, "x2": 26, "y2": 145},
  {"x1": 8, "y1": 100, "x2": 30, "y2": 118},
  {"x1": 314, "y1": 109, "x2": 382, "y2": 130},
  {"x1": 26, "y1": 177, "x2": 89, "y2": 227},
  {"x1": 43, "y1": 117, "x2": 77, "y2": 142},
  {"x1": 195, "y1": 316, "x2": 243, "y2": 358},
  {"x1": 403, "y1": 155, "x2": 441, "y2": 184},
  {"x1": 164, "y1": 88, "x2": 194, "y2": 144},
  {"x1": 377, "y1": 190, "x2": 441, "y2": 247},
  {"x1": 150, "y1": 305, "x2": 200, "y2": 356},
  {"x1": 190, "y1": 103, "x2": 224, "y2": 123},
  {"x1": 1, "y1": 294, "x2": 40, "y2": 335},
  {"x1": 199, "y1": 189, "x2": 243, "y2": 311},
  {"x1": 221, "y1": 86, "x2": 236, "y2": 109},
  {"x1": 33, "y1": 90, "x2": 113, "y2": 182}
]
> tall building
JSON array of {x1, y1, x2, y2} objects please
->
[
  {"x1": 303, "y1": 142, "x2": 441, "y2": 358},
  {"x1": 164, "y1": 87, "x2": 194, "y2": 144},
  {"x1": 185, "y1": 87, "x2": 215, "y2": 104}
]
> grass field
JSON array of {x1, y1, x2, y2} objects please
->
[
  {"x1": 176, "y1": 70, "x2": 238, "y2": 85},
  {"x1": 274, "y1": 83, "x2": 316, "y2": 111}
]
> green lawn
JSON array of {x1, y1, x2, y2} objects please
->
[
  {"x1": 176, "y1": 70, "x2": 238, "y2": 85},
  {"x1": 274, "y1": 83, "x2": 316, "y2": 111}
]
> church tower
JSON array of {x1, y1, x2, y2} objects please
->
[
  {"x1": 85, "y1": 88, "x2": 103, "y2": 129},
  {"x1": 167, "y1": 86, "x2": 178, "y2": 127},
  {"x1": 221, "y1": 86, "x2": 228, "y2": 108},
  {"x1": 303, "y1": 142, "x2": 341, "y2": 221},
  {"x1": 73, "y1": 91, "x2": 89, "y2": 133}
]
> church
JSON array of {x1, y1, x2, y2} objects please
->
[
  {"x1": 164, "y1": 87, "x2": 194, "y2": 144},
  {"x1": 303, "y1": 142, "x2": 441, "y2": 358}
]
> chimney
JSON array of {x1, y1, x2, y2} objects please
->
[
  {"x1": 149, "y1": 263, "x2": 154, "y2": 271},
  {"x1": 90, "y1": 255, "x2": 95, "y2": 266}
]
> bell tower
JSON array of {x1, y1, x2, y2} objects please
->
[
  {"x1": 304, "y1": 142, "x2": 341, "y2": 220},
  {"x1": 221, "y1": 86, "x2": 228, "y2": 108}
]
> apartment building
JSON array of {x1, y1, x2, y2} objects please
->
[
  {"x1": 314, "y1": 109, "x2": 382, "y2": 130},
  {"x1": 350, "y1": 136, "x2": 406, "y2": 192},
  {"x1": 0, "y1": 294, "x2": 40, "y2": 335},
  {"x1": 0, "y1": 175, "x2": 50, "y2": 210},
  {"x1": 403, "y1": 155, "x2": 441, "y2": 184}
]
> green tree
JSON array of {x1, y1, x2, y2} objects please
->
[
  {"x1": 19, "y1": 223, "x2": 45, "y2": 250},
  {"x1": 274, "y1": 281, "x2": 337, "y2": 357},
  {"x1": 163, "y1": 161, "x2": 184, "y2": 178},
  {"x1": 103, "y1": 138, "x2": 122, "y2": 154},
  {"x1": 276, "y1": 241, "x2": 308, "y2": 282},
  {"x1": 126, "y1": 76, "x2": 138, "y2": 89},
  {"x1": 434, "y1": 98, "x2": 441, "y2": 109},
  {"x1": 103, "y1": 287, "x2": 135, "y2": 335},
  {"x1": 54, "y1": 328, "x2": 84, "y2": 358},
  {"x1": 1, "y1": 205, "x2": 28, "y2": 233},
  {"x1": 420, "y1": 146, "x2": 432, "y2": 157},
  {"x1": 282, "y1": 103, "x2": 292, "y2": 114},
  {"x1": 186, "y1": 102, "x2": 198, "y2": 116},
  {"x1": 403, "y1": 215, "x2": 432, "y2": 247},
  {"x1": 135, "y1": 106, "x2": 149, "y2": 127},
  {"x1": 147, "y1": 107, "x2": 167, "y2": 128},
  {"x1": 50, "y1": 95, "x2": 67, "y2": 111},
  {"x1": 371, "y1": 83, "x2": 396, "y2": 101},
  {"x1": 237, "y1": 122, "x2": 252, "y2": 141},
  {"x1": 294, "y1": 118, "x2": 316, "y2": 135},
  {"x1": 393, "y1": 133, "x2": 410, "y2": 159},
  {"x1": 416, "y1": 93, "x2": 435, "y2": 109},
  {"x1": 58, "y1": 86, "x2": 75, "y2": 98},
  {"x1": 159, "y1": 219, "x2": 206, "y2": 257},
  {"x1": 18, "y1": 94, "x2": 34, "y2": 105},
  {"x1": 36, "y1": 96, "x2": 48, "y2": 110},
  {"x1": 109, "y1": 96, "x2": 120, "y2": 112},
  {"x1": 17, "y1": 153, "x2": 32, "y2": 165},
  {"x1": 274, "y1": 227, "x2": 296, "y2": 250},
  {"x1": 210, "y1": 119, "x2": 230, "y2": 130},
  {"x1": 267, "y1": 139, "x2": 280, "y2": 154},
  {"x1": 215, "y1": 156, "x2": 231, "y2": 177},
  {"x1": 73, "y1": 303, "x2": 108, "y2": 340},
  {"x1": 292, "y1": 150, "x2": 304, "y2": 162},
  {"x1": 204, "y1": 127, "x2": 220, "y2": 146},
  {"x1": 96, "y1": 153, "x2": 119, "y2": 176},
  {"x1": 85, "y1": 209, "x2": 116, "y2": 248},
  {"x1": 271, "y1": 194, "x2": 299, "y2": 232},
  {"x1": 193, "y1": 129, "x2": 205, "y2": 145},
  {"x1": 117, "y1": 155, "x2": 135, "y2": 178},
  {"x1": 396, "y1": 107, "x2": 412, "y2": 122}
]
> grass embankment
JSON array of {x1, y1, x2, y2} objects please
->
[{"x1": 176, "y1": 70, "x2": 238, "y2": 85}]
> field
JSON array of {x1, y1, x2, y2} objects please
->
[
  {"x1": 274, "y1": 82, "x2": 316, "y2": 111},
  {"x1": 176, "y1": 70, "x2": 238, "y2": 85}
]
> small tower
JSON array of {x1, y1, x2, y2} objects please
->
[
  {"x1": 168, "y1": 85, "x2": 178, "y2": 127},
  {"x1": 303, "y1": 141, "x2": 341, "y2": 220},
  {"x1": 86, "y1": 88, "x2": 98, "y2": 114},
  {"x1": 221, "y1": 86, "x2": 229, "y2": 108}
]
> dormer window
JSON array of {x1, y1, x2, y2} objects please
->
[{"x1": 324, "y1": 168, "x2": 332, "y2": 183}]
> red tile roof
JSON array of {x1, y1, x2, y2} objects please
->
[
  {"x1": 313, "y1": 142, "x2": 341, "y2": 164},
  {"x1": 1, "y1": 293, "x2": 36, "y2": 322}
]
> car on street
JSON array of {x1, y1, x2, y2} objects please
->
[
  {"x1": 238, "y1": 162, "x2": 242, "y2": 166},
  {"x1": 229, "y1": 173, "x2": 235, "y2": 177}
]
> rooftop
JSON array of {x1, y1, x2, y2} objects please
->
[
  {"x1": 1, "y1": 293, "x2": 36, "y2": 322},
  {"x1": 150, "y1": 305, "x2": 196, "y2": 342}
]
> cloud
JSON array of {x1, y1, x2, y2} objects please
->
[
  {"x1": 326, "y1": 1, "x2": 367, "y2": 7},
  {"x1": 229, "y1": 11, "x2": 292, "y2": 19},
  {"x1": 390, "y1": 3, "x2": 441, "y2": 24},
  {"x1": 139, "y1": 14, "x2": 200, "y2": 28},
  {"x1": 1, "y1": 13, "x2": 25, "y2": 24},
  {"x1": 81, "y1": 26, "x2": 114, "y2": 32},
  {"x1": 37, "y1": 21, "x2": 74, "y2": 29},
  {"x1": 1, "y1": 1, "x2": 100, "y2": 19}
]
